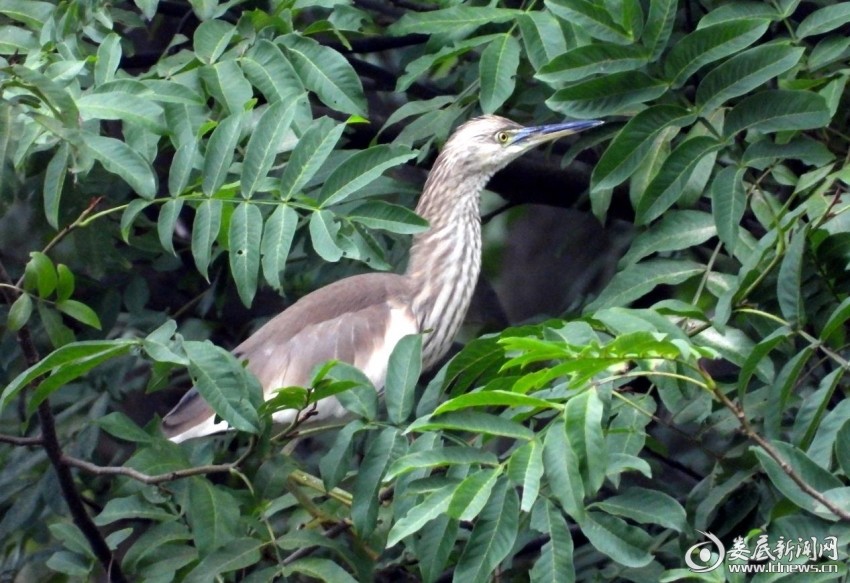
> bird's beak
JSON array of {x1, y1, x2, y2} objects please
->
[{"x1": 512, "y1": 119, "x2": 604, "y2": 147}]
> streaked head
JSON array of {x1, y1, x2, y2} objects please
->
[{"x1": 442, "y1": 114, "x2": 603, "y2": 175}]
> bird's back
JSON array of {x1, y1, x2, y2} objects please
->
[{"x1": 162, "y1": 272, "x2": 419, "y2": 441}]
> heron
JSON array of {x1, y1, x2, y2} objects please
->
[{"x1": 162, "y1": 115, "x2": 602, "y2": 442}]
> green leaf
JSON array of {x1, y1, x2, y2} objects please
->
[
  {"x1": 186, "y1": 478, "x2": 239, "y2": 554},
  {"x1": 0, "y1": 0, "x2": 53, "y2": 28},
  {"x1": 696, "y1": 44, "x2": 804, "y2": 112},
  {"x1": 11, "y1": 65, "x2": 79, "y2": 125},
  {"x1": 37, "y1": 303, "x2": 74, "y2": 348},
  {"x1": 591, "y1": 487, "x2": 686, "y2": 531},
  {"x1": 797, "y1": 2, "x2": 850, "y2": 38},
  {"x1": 319, "y1": 145, "x2": 416, "y2": 207},
  {"x1": 390, "y1": 6, "x2": 518, "y2": 35},
  {"x1": 202, "y1": 113, "x2": 243, "y2": 196},
  {"x1": 663, "y1": 20, "x2": 768, "y2": 88},
  {"x1": 7, "y1": 293, "x2": 32, "y2": 332},
  {"x1": 545, "y1": 0, "x2": 631, "y2": 44},
  {"x1": 43, "y1": 143, "x2": 68, "y2": 229},
  {"x1": 777, "y1": 228, "x2": 807, "y2": 327},
  {"x1": 643, "y1": 0, "x2": 677, "y2": 60},
  {"x1": 537, "y1": 44, "x2": 648, "y2": 84},
  {"x1": 837, "y1": 421, "x2": 850, "y2": 477},
  {"x1": 387, "y1": 482, "x2": 455, "y2": 547},
  {"x1": 447, "y1": 468, "x2": 500, "y2": 522},
  {"x1": 280, "y1": 34, "x2": 366, "y2": 117},
  {"x1": 95, "y1": 412, "x2": 153, "y2": 444},
  {"x1": 385, "y1": 447, "x2": 498, "y2": 481},
  {"x1": 453, "y1": 477, "x2": 519, "y2": 583},
  {"x1": 183, "y1": 538, "x2": 262, "y2": 583},
  {"x1": 352, "y1": 427, "x2": 401, "y2": 536},
  {"x1": 385, "y1": 335, "x2": 422, "y2": 424},
  {"x1": 309, "y1": 210, "x2": 343, "y2": 262},
  {"x1": 228, "y1": 202, "x2": 263, "y2": 307},
  {"x1": 282, "y1": 558, "x2": 358, "y2": 583},
  {"x1": 191, "y1": 199, "x2": 222, "y2": 281},
  {"x1": 434, "y1": 390, "x2": 558, "y2": 414},
  {"x1": 94, "y1": 495, "x2": 173, "y2": 525},
  {"x1": 742, "y1": 136, "x2": 835, "y2": 169},
  {"x1": 0, "y1": 340, "x2": 135, "y2": 413},
  {"x1": 183, "y1": 340, "x2": 263, "y2": 434},
  {"x1": 547, "y1": 71, "x2": 668, "y2": 119},
  {"x1": 157, "y1": 198, "x2": 183, "y2": 256},
  {"x1": 479, "y1": 34, "x2": 520, "y2": 114},
  {"x1": 621, "y1": 210, "x2": 716, "y2": 266},
  {"x1": 696, "y1": 326, "x2": 773, "y2": 383},
  {"x1": 635, "y1": 136, "x2": 723, "y2": 225},
  {"x1": 530, "y1": 500, "x2": 575, "y2": 583},
  {"x1": 543, "y1": 417, "x2": 585, "y2": 520},
  {"x1": 193, "y1": 19, "x2": 235, "y2": 64},
  {"x1": 565, "y1": 389, "x2": 607, "y2": 495},
  {"x1": 579, "y1": 511, "x2": 653, "y2": 568},
  {"x1": 737, "y1": 327, "x2": 791, "y2": 403},
  {"x1": 320, "y1": 420, "x2": 364, "y2": 490},
  {"x1": 820, "y1": 296, "x2": 850, "y2": 341},
  {"x1": 592, "y1": 105, "x2": 695, "y2": 192},
  {"x1": 200, "y1": 60, "x2": 252, "y2": 115},
  {"x1": 507, "y1": 440, "x2": 544, "y2": 512},
  {"x1": 55, "y1": 265, "x2": 74, "y2": 302},
  {"x1": 347, "y1": 201, "x2": 428, "y2": 235},
  {"x1": 279, "y1": 117, "x2": 345, "y2": 200},
  {"x1": 725, "y1": 90, "x2": 831, "y2": 137},
  {"x1": 56, "y1": 300, "x2": 101, "y2": 330},
  {"x1": 168, "y1": 140, "x2": 198, "y2": 197},
  {"x1": 26, "y1": 251, "x2": 57, "y2": 299},
  {"x1": 710, "y1": 166, "x2": 746, "y2": 254},
  {"x1": 517, "y1": 12, "x2": 567, "y2": 71},
  {"x1": 410, "y1": 411, "x2": 534, "y2": 441},
  {"x1": 83, "y1": 133, "x2": 156, "y2": 199},
  {"x1": 241, "y1": 100, "x2": 299, "y2": 199},
  {"x1": 77, "y1": 92, "x2": 165, "y2": 133},
  {"x1": 260, "y1": 204, "x2": 298, "y2": 291},
  {"x1": 240, "y1": 40, "x2": 304, "y2": 104},
  {"x1": 585, "y1": 259, "x2": 704, "y2": 313}
]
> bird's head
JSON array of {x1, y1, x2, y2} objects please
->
[{"x1": 442, "y1": 114, "x2": 604, "y2": 176}]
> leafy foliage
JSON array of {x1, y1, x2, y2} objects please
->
[{"x1": 2, "y1": 0, "x2": 850, "y2": 581}]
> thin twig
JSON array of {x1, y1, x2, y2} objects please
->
[
  {"x1": 14, "y1": 197, "x2": 103, "y2": 289},
  {"x1": 62, "y1": 441, "x2": 255, "y2": 486},
  {"x1": 1, "y1": 252, "x2": 126, "y2": 582},
  {"x1": 0, "y1": 433, "x2": 43, "y2": 446},
  {"x1": 711, "y1": 383, "x2": 850, "y2": 522}
]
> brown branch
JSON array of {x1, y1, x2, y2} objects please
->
[
  {"x1": 1, "y1": 254, "x2": 127, "y2": 582},
  {"x1": 62, "y1": 443, "x2": 254, "y2": 486},
  {"x1": 0, "y1": 433, "x2": 43, "y2": 446},
  {"x1": 712, "y1": 385, "x2": 850, "y2": 522}
]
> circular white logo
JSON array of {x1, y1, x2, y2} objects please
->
[{"x1": 685, "y1": 530, "x2": 725, "y2": 573}]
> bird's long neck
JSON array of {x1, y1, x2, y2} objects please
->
[{"x1": 405, "y1": 151, "x2": 491, "y2": 368}]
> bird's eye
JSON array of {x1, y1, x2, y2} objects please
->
[{"x1": 496, "y1": 131, "x2": 509, "y2": 144}]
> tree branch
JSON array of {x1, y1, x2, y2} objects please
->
[
  {"x1": 62, "y1": 440, "x2": 255, "y2": 485},
  {"x1": 711, "y1": 384, "x2": 850, "y2": 522},
  {"x1": 1, "y1": 254, "x2": 127, "y2": 583},
  {"x1": 0, "y1": 433, "x2": 43, "y2": 446}
]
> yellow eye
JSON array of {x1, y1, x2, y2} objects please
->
[{"x1": 496, "y1": 131, "x2": 509, "y2": 144}]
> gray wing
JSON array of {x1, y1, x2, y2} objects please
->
[{"x1": 162, "y1": 273, "x2": 418, "y2": 442}]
